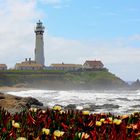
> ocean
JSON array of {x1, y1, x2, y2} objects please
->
[{"x1": 6, "y1": 89, "x2": 140, "y2": 115}]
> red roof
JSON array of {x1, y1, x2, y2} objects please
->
[
  {"x1": 84, "y1": 60, "x2": 104, "y2": 68},
  {"x1": 51, "y1": 63, "x2": 82, "y2": 68},
  {"x1": 0, "y1": 64, "x2": 7, "y2": 68}
]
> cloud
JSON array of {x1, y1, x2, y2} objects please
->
[
  {"x1": 45, "y1": 36, "x2": 140, "y2": 81},
  {"x1": 129, "y1": 34, "x2": 140, "y2": 41},
  {"x1": 46, "y1": 36, "x2": 140, "y2": 64},
  {"x1": 40, "y1": 0, "x2": 61, "y2": 5},
  {"x1": 0, "y1": 0, "x2": 42, "y2": 67},
  {"x1": 39, "y1": 0, "x2": 71, "y2": 8},
  {"x1": 0, "y1": 0, "x2": 139, "y2": 81}
]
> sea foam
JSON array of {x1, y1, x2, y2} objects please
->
[{"x1": 6, "y1": 89, "x2": 140, "y2": 115}]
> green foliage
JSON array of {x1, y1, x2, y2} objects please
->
[
  {"x1": 0, "y1": 69, "x2": 64, "y2": 74},
  {"x1": 0, "y1": 70, "x2": 126, "y2": 89},
  {"x1": 65, "y1": 71, "x2": 123, "y2": 83}
]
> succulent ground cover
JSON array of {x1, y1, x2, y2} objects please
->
[{"x1": 0, "y1": 106, "x2": 140, "y2": 140}]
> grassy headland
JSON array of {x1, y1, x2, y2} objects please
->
[{"x1": 0, "y1": 69, "x2": 127, "y2": 90}]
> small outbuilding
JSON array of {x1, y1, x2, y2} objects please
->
[{"x1": 0, "y1": 64, "x2": 7, "y2": 70}]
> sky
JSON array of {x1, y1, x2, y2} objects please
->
[{"x1": 0, "y1": 0, "x2": 140, "y2": 81}]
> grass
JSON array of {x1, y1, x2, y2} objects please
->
[{"x1": 0, "y1": 70, "x2": 126, "y2": 88}]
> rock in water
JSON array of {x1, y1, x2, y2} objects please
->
[{"x1": 25, "y1": 97, "x2": 43, "y2": 107}]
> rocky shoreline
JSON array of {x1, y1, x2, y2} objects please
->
[
  {"x1": 0, "y1": 92, "x2": 43, "y2": 114},
  {"x1": 0, "y1": 91, "x2": 129, "y2": 115},
  {"x1": 1, "y1": 86, "x2": 140, "y2": 115}
]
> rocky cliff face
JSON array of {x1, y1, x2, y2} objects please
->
[{"x1": 0, "y1": 92, "x2": 43, "y2": 114}]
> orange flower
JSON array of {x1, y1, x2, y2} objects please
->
[
  {"x1": 132, "y1": 124, "x2": 138, "y2": 130},
  {"x1": 121, "y1": 114, "x2": 129, "y2": 120}
]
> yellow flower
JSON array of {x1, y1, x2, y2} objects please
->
[
  {"x1": 12, "y1": 120, "x2": 20, "y2": 128},
  {"x1": 109, "y1": 121, "x2": 113, "y2": 124},
  {"x1": 29, "y1": 108, "x2": 37, "y2": 112},
  {"x1": 53, "y1": 130, "x2": 64, "y2": 137},
  {"x1": 53, "y1": 105, "x2": 62, "y2": 111},
  {"x1": 113, "y1": 119, "x2": 118, "y2": 123},
  {"x1": 16, "y1": 137, "x2": 27, "y2": 140},
  {"x1": 13, "y1": 122, "x2": 20, "y2": 128},
  {"x1": 83, "y1": 133, "x2": 90, "y2": 139},
  {"x1": 113, "y1": 119, "x2": 122, "y2": 125},
  {"x1": 78, "y1": 132, "x2": 82, "y2": 138},
  {"x1": 108, "y1": 117, "x2": 113, "y2": 122},
  {"x1": 126, "y1": 125, "x2": 133, "y2": 129},
  {"x1": 78, "y1": 132, "x2": 90, "y2": 139},
  {"x1": 100, "y1": 118, "x2": 105, "y2": 122},
  {"x1": 60, "y1": 131, "x2": 65, "y2": 136},
  {"x1": 82, "y1": 111, "x2": 90, "y2": 115},
  {"x1": 60, "y1": 110, "x2": 65, "y2": 114},
  {"x1": 95, "y1": 121, "x2": 102, "y2": 126},
  {"x1": 12, "y1": 120, "x2": 15, "y2": 125},
  {"x1": 42, "y1": 128, "x2": 50, "y2": 135},
  {"x1": 42, "y1": 110, "x2": 46, "y2": 113}
]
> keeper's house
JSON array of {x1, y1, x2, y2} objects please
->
[
  {"x1": 0, "y1": 64, "x2": 7, "y2": 70},
  {"x1": 83, "y1": 60, "x2": 104, "y2": 70},
  {"x1": 15, "y1": 58, "x2": 43, "y2": 70},
  {"x1": 50, "y1": 63, "x2": 82, "y2": 71}
]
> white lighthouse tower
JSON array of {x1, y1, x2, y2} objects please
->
[{"x1": 35, "y1": 20, "x2": 45, "y2": 65}]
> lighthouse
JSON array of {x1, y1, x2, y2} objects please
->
[{"x1": 34, "y1": 20, "x2": 45, "y2": 65}]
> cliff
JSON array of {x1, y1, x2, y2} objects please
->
[{"x1": 0, "y1": 70, "x2": 127, "y2": 90}]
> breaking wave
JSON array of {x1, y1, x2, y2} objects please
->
[{"x1": 6, "y1": 89, "x2": 140, "y2": 115}]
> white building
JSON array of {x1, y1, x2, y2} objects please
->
[
  {"x1": 83, "y1": 60, "x2": 104, "y2": 69},
  {"x1": 34, "y1": 20, "x2": 45, "y2": 65},
  {"x1": 50, "y1": 63, "x2": 82, "y2": 71},
  {"x1": 15, "y1": 58, "x2": 43, "y2": 70},
  {"x1": 0, "y1": 64, "x2": 7, "y2": 70}
]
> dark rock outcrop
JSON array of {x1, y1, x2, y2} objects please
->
[
  {"x1": 89, "y1": 104, "x2": 119, "y2": 111},
  {"x1": 25, "y1": 97, "x2": 43, "y2": 107},
  {"x1": 64, "y1": 104, "x2": 76, "y2": 110},
  {"x1": 0, "y1": 92, "x2": 43, "y2": 114}
]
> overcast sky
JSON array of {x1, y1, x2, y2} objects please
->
[{"x1": 0, "y1": 0, "x2": 140, "y2": 81}]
